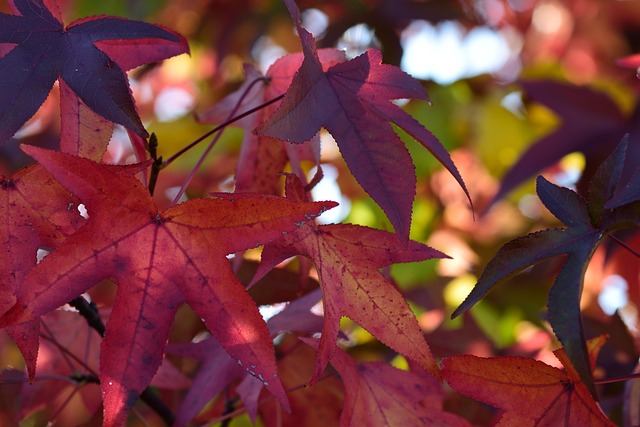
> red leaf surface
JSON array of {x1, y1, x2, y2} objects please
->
[
  {"x1": 0, "y1": 0, "x2": 188, "y2": 147},
  {"x1": 1, "y1": 146, "x2": 335, "y2": 426},
  {"x1": 0, "y1": 163, "x2": 85, "y2": 378},
  {"x1": 15, "y1": 310, "x2": 103, "y2": 422},
  {"x1": 252, "y1": 175, "x2": 445, "y2": 382},
  {"x1": 257, "y1": 0, "x2": 470, "y2": 239},
  {"x1": 442, "y1": 335, "x2": 615, "y2": 426},
  {"x1": 58, "y1": 80, "x2": 114, "y2": 161},
  {"x1": 8, "y1": 308, "x2": 189, "y2": 423},
  {"x1": 302, "y1": 338, "x2": 471, "y2": 427}
]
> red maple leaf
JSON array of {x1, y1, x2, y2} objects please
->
[
  {"x1": 0, "y1": 0, "x2": 188, "y2": 149},
  {"x1": 257, "y1": 0, "x2": 470, "y2": 239},
  {"x1": 1, "y1": 163, "x2": 84, "y2": 378},
  {"x1": 251, "y1": 175, "x2": 445, "y2": 382},
  {"x1": 165, "y1": 337, "x2": 243, "y2": 427},
  {"x1": 0, "y1": 160, "x2": 147, "y2": 380},
  {"x1": 1, "y1": 146, "x2": 335, "y2": 426},
  {"x1": 441, "y1": 335, "x2": 615, "y2": 426}
]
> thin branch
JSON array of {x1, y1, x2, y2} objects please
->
[
  {"x1": 140, "y1": 388, "x2": 176, "y2": 425},
  {"x1": 594, "y1": 372, "x2": 640, "y2": 385},
  {"x1": 40, "y1": 321, "x2": 96, "y2": 376},
  {"x1": 169, "y1": 76, "x2": 271, "y2": 207},
  {"x1": 220, "y1": 389, "x2": 239, "y2": 427},
  {"x1": 48, "y1": 385, "x2": 82, "y2": 423},
  {"x1": 608, "y1": 233, "x2": 640, "y2": 259},
  {"x1": 68, "y1": 296, "x2": 106, "y2": 337},
  {"x1": 146, "y1": 133, "x2": 162, "y2": 197},
  {"x1": 161, "y1": 93, "x2": 284, "y2": 168}
]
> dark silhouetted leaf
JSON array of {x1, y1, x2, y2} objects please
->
[
  {"x1": 0, "y1": 0, "x2": 188, "y2": 149},
  {"x1": 453, "y1": 138, "x2": 640, "y2": 396}
]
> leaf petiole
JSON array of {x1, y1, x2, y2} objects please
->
[
  {"x1": 594, "y1": 372, "x2": 640, "y2": 385},
  {"x1": 161, "y1": 92, "x2": 284, "y2": 169},
  {"x1": 168, "y1": 77, "x2": 274, "y2": 207},
  {"x1": 146, "y1": 133, "x2": 162, "y2": 196},
  {"x1": 608, "y1": 233, "x2": 640, "y2": 259}
]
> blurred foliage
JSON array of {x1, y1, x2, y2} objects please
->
[{"x1": 1, "y1": 0, "x2": 640, "y2": 425}]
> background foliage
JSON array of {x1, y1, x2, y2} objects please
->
[{"x1": 1, "y1": 0, "x2": 639, "y2": 425}]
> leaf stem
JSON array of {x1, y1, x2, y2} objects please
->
[
  {"x1": 40, "y1": 321, "x2": 96, "y2": 376},
  {"x1": 140, "y1": 388, "x2": 176, "y2": 425},
  {"x1": 48, "y1": 385, "x2": 83, "y2": 423},
  {"x1": 161, "y1": 92, "x2": 284, "y2": 168},
  {"x1": 594, "y1": 372, "x2": 640, "y2": 384},
  {"x1": 146, "y1": 133, "x2": 162, "y2": 196},
  {"x1": 608, "y1": 234, "x2": 640, "y2": 259},
  {"x1": 69, "y1": 296, "x2": 106, "y2": 337},
  {"x1": 168, "y1": 77, "x2": 274, "y2": 207}
]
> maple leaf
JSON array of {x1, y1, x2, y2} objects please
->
[
  {"x1": 198, "y1": 48, "x2": 345, "y2": 193},
  {"x1": 0, "y1": 160, "x2": 147, "y2": 381},
  {"x1": 490, "y1": 80, "x2": 640, "y2": 206},
  {"x1": 0, "y1": 163, "x2": 85, "y2": 378},
  {"x1": 452, "y1": 138, "x2": 640, "y2": 396},
  {"x1": 0, "y1": 0, "x2": 189, "y2": 148},
  {"x1": 256, "y1": 0, "x2": 470, "y2": 240},
  {"x1": 1, "y1": 146, "x2": 335, "y2": 426},
  {"x1": 251, "y1": 175, "x2": 446, "y2": 383},
  {"x1": 301, "y1": 337, "x2": 471, "y2": 427},
  {"x1": 441, "y1": 335, "x2": 615, "y2": 426},
  {"x1": 240, "y1": 259, "x2": 320, "y2": 307}
]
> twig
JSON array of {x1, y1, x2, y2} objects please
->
[
  {"x1": 594, "y1": 372, "x2": 640, "y2": 385},
  {"x1": 608, "y1": 233, "x2": 640, "y2": 259},
  {"x1": 161, "y1": 93, "x2": 284, "y2": 168},
  {"x1": 169, "y1": 76, "x2": 270, "y2": 207},
  {"x1": 68, "y1": 296, "x2": 106, "y2": 337},
  {"x1": 146, "y1": 133, "x2": 162, "y2": 197}
]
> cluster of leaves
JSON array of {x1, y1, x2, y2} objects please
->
[{"x1": 0, "y1": 0, "x2": 639, "y2": 426}]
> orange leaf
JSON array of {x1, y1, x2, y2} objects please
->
[{"x1": 441, "y1": 335, "x2": 614, "y2": 426}]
